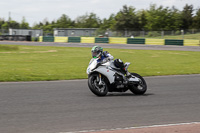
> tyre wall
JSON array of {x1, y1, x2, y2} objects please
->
[
  {"x1": 54, "y1": 37, "x2": 68, "y2": 42},
  {"x1": 37, "y1": 36, "x2": 200, "y2": 46},
  {"x1": 81, "y1": 37, "x2": 95, "y2": 43}
]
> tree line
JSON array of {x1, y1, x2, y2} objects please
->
[{"x1": 1, "y1": 4, "x2": 200, "y2": 34}]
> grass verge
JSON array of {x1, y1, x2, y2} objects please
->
[
  {"x1": 0, "y1": 44, "x2": 200, "y2": 82},
  {"x1": 135, "y1": 33, "x2": 200, "y2": 40}
]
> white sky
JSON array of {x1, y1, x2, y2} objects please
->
[{"x1": 0, "y1": 0, "x2": 199, "y2": 26}]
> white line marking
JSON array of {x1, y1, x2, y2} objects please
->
[{"x1": 59, "y1": 122, "x2": 200, "y2": 133}]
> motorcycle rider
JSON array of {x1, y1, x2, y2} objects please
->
[
  {"x1": 91, "y1": 45, "x2": 113, "y2": 62},
  {"x1": 91, "y1": 46, "x2": 131, "y2": 77}
]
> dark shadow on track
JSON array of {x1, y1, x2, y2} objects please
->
[{"x1": 106, "y1": 93, "x2": 154, "y2": 97}]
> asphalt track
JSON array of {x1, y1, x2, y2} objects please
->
[
  {"x1": 0, "y1": 74, "x2": 200, "y2": 133},
  {"x1": 0, "y1": 41, "x2": 200, "y2": 132},
  {"x1": 0, "y1": 41, "x2": 200, "y2": 51}
]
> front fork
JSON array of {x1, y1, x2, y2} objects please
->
[
  {"x1": 96, "y1": 73, "x2": 103, "y2": 85},
  {"x1": 98, "y1": 73, "x2": 104, "y2": 85}
]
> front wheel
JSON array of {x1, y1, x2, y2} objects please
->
[
  {"x1": 88, "y1": 73, "x2": 108, "y2": 96},
  {"x1": 129, "y1": 73, "x2": 147, "y2": 95}
]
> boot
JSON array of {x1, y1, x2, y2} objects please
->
[
  {"x1": 124, "y1": 63, "x2": 130, "y2": 71},
  {"x1": 126, "y1": 71, "x2": 132, "y2": 78},
  {"x1": 124, "y1": 62, "x2": 131, "y2": 78}
]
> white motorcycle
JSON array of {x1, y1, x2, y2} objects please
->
[{"x1": 86, "y1": 58, "x2": 147, "y2": 96}]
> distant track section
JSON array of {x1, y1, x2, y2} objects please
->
[{"x1": 0, "y1": 41, "x2": 200, "y2": 51}]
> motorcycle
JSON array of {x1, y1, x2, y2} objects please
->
[{"x1": 86, "y1": 58, "x2": 147, "y2": 96}]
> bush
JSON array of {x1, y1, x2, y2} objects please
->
[
  {"x1": 175, "y1": 31, "x2": 181, "y2": 35},
  {"x1": 31, "y1": 37, "x2": 39, "y2": 42},
  {"x1": 147, "y1": 31, "x2": 161, "y2": 37}
]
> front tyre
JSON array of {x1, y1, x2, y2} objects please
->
[
  {"x1": 88, "y1": 73, "x2": 108, "y2": 96},
  {"x1": 129, "y1": 73, "x2": 147, "y2": 95}
]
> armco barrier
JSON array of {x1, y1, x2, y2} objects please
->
[
  {"x1": 184, "y1": 40, "x2": 200, "y2": 46},
  {"x1": 127, "y1": 38, "x2": 145, "y2": 44},
  {"x1": 165, "y1": 39, "x2": 183, "y2": 46},
  {"x1": 109, "y1": 37, "x2": 127, "y2": 44},
  {"x1": 81, "y1": 37, "x2": 95, "y2": 43},
  {"x1": 43, "y1": 36, "x2": 54, "y2": 42},
  {"x1": 68, "y1": 37, "x2": 81, "y2": 43},
  {"x1": 95, "y1": 38, "x2": 109, "y2": 43},
  {"x1": 145, "y1": 39, "x2": 165, "y2": 45},
  {"x1": 54, "y1": 37, "x2": 68, "y2": 42}
]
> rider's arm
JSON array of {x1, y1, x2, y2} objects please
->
[{"x1": 103, "y1": 51, "x2": 114, "y2": 61}]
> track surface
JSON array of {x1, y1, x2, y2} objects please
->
[
  {"x1": 0, "y1": 75, "x2": 200, "y2": 133},
  {"x1": 0, "y1": 41, "x2": 200, "y2": 132},
  {"x1": 0, "y1": 41, "x2": 200, "y2": 51}
]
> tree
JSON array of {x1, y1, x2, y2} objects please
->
[
  {"x1": 167, "y1": 6, "x2": 183, "y2": 30},
  {"x1": 2, "y1": 21, "x2": 20, "y2": 30},
  {"x1": 75, "y1": 13, "x2": 101, "y2": 28},
  {"x1": 143, "y1": 4, "x2": 183, "y2": 31},
  {"x1": 114, "y1": 5, "x2": 140, "y2": 31},
  {"x1": 193, "y1": 8, "x2": 200, "y2": 29},
  {"x1": 56, "y1": 14, "x2": 73, "y2": 28},
  {"x1": 181, "y1": 4, "x2": 194, "y2": 29},
  {"x1": 137, "y1": 10, "x2": 147, "y2": 30},
  {"x1": 75, "y1": 14, "x2": 87, "y2": 28},
  {"x1": 0, "y1": 18, "x2": 5, "y2": 29},
  {"x1": 144, "y1": 4, "x2": 173, "y2": 30},
  {"x1": 100, "y1": 14, "x2": 116, "y2": 30},
  {"x1": 85, "y1": 13, "x2": 101, "y2": 28},
  {"x1": 20, "y1": 17, "x2": 29, "y2": 29}
]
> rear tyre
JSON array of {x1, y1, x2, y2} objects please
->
[
  {"x1": 129, "y1": 73, "x2": 147, "y2": 95},
  {"x1": 88, "y1": 73, "x2": 108, "y2": 96}
]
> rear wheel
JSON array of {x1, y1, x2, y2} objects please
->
[
  {"x1": 88, "y1": 73, "x2": 108, "y2": 96},
  {"x1": 129, "y1": 73, "x2": 147, "y2": 95}
]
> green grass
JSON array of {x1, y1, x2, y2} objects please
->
[
  {"x1": 134, "y1": 33, "x2": 200, "y2": 40},
  {"x1": 0, "y1": 44, "x2": 200, "y2": 82},
  {"x1": 145, "y1": 33, "x2": 200, "y2": 40},
  {"x1": 0, "y1": 45, "x2": 19, "y2": 51}
]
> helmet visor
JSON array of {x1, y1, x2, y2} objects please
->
[{"x1": 92, "y1": 51, "x2": 98, "y2": 58}]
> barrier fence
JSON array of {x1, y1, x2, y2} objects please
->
[
  {"x1": 38, "y1": 36, "x2": 200, "y2": 46},
  {"x1": 0, "y1": 35, "x2": 198, "y2": 46}
]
